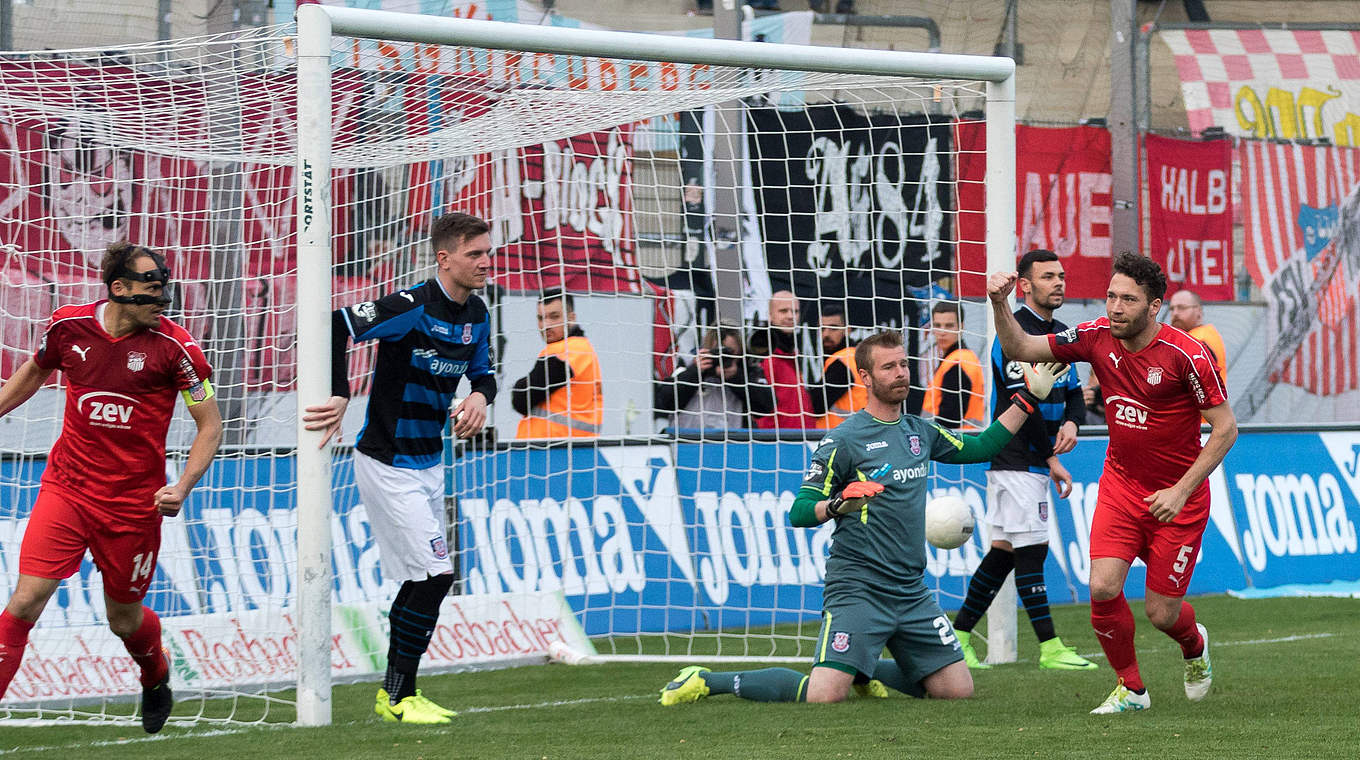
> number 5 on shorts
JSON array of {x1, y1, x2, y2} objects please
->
[{"x1": 1171, "y1": 545, "x2": 1193, "y2": 574}]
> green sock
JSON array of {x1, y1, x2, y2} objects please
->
[
  {"x1": 705, "y1": 668, "x2": 808, "y2": 702},
  {"x1": 869, "y1": 659, "x2": 925, "y2": 698}
]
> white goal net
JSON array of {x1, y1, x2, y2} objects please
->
[{"x1": 0, "y1": 6, "x2": 1014, "y2": 725}]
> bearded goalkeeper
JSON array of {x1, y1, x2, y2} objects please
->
[{"x1": 659, "y1": 330, "x2": 1068, "y2": 705}]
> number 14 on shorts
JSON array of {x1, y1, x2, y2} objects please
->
[{"x1": 130, "y1": 552, "x2": 156, "y2": 583}]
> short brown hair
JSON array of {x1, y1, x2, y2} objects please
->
[
  {"x1": 1111, "y1": 251, "x2": 1168, "y2": 302},
  {"x1": 931, "y1": 300, "x2": 961, "y2": 320},
  {"x1": 430, "y1": 212, "x2": 490, "y2": 256},
  {"x1": 854, "y1": 329, "x2": 904, "y2": 373},
  {"x1": 100, "y1": 241, "x2": 163, "y2": 289}
]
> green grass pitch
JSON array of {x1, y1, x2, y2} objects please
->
[{"x1": 1, "y1": 595, "x2": 1356, "y2": 759}]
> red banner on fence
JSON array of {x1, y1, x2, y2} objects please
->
[
  {"x1": 1145, "y1": 134, "x2": 1233, "y2": 301},
  {"x1": 1240, "y1": 139, "x2": 1360, "y2": 396},
  {"x1": 956, "y1": 124, "x2": 1113, "y2": 299}
]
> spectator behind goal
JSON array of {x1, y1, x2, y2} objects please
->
[
  {"x1": 921, "y1": 301, "x2": 985, "y2": 430},
  {"x1": 655, "y1": 322, "x2": 775, "y2": 430},
  {"x1": 511, "y1": 289, "x2": 603, "y2": 438},
  {"x1": 747, "y1": 290, "x2": 820, "y2": 429}
]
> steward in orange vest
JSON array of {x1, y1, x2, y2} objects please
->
[
  {"x1": 923, "y1": 345, "x2": 985, "y2": 430},
  {"x1": 815, "y1": 347, "x2": 867, "y2": 429},
  {"x1": 512, "y1": 291, "x2": 602, "y2": 438}
]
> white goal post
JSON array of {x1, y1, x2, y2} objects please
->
[{"x1": 295, "y1": 4, "x2": 1015, "y2": 727}]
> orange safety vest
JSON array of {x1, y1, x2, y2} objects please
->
[
  {"x1": 1188, "y1": 324, "x2": 1227, "y2": 375},
  {"x1": 516, "y1": 335, "x2": 603, "y2": 439},
  {"x1": 922, "y1": 347, "x2": 985, "y2": 431},
  {"x1": 815, "y1": 347, "x2": 867, "y2": 429}
]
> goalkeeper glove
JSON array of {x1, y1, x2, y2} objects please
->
[
  {"x1": 1010, "y1": 361, "x2": 1071, "y2": 415},
  {"x1": 825, "y1": 480, "x2": 885, "y2": 517}
]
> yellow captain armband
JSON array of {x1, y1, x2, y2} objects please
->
[{"x1": 181, "y1": 379, "x2": 215, "y2": 406}]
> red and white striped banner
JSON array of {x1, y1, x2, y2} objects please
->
[{"x1": 1240, "y1": 140, "x2": 1360, "y2": 396}]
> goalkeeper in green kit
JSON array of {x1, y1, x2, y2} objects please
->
[{"x1": 659, "y1": 330, "x2": 1067, "y2": 704}]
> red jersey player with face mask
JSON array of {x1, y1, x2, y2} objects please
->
[
  {"x1": 986, "y1": 252, "x2": 1237, "y2": 716},
  {"x1": 0, "y1": 243, "x2": 222, "y2": 733}
]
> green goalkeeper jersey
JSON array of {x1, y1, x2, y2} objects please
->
[{"x1": 799, "y1": 410, "x2": 964, "y2": 595}]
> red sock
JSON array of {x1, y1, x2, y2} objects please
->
[
  {"x1": 1162, "y1": 600, "x2": 1204, "y2": 659},
  {"x1": 121, "y1": 606, "x2": 169, "y2": 687},
  {"x1": 1090, "y1": 593, "x2": 1143, "y2": 692},
  {"x1": 0, "y1": 610, "x2": 36, "y2": 699}
]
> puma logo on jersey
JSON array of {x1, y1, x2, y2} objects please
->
[
  {"x1": 71, "y1": 344, "x2": 90, "y2": 361},
  {"x1": 1107, "y1": 352, "x2": 1121, "y2": 368}
]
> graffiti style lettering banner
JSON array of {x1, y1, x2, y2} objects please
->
[
  {"x1": 450, "y1": 127, "x2": 639, "y2": 294},
  {"x1": 955, "y1": 124, "x2": 1113, "y2": 299},
  {"x1": 1159, "y1": 29, "x2": 1360, "y2": 144},
  {"x1": 1145, "y1": 134, "x2": 1234, "y2": 301},
  {"x1": 746, "y1": 104, "x2": 952, "y2": 327},
  {"x1": 1239, "y1": 140, "x2": 1360, "y2": 400}
]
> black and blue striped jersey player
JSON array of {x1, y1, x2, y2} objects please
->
[{"x1": 303, "y1": 212, "x2": 496, "y2": 724}]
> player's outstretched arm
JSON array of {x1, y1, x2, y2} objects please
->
[
  {"x1": 1143, "y1": 401, "x2": 1238, "y2": 523},
  {"x1": 987, "y1": 272, "x2": 1056, "y2": 362},
  {"x1": 155, "y1": 396, "x2": 223, "y2": 517},
  {"x1": 943, "y1": 362, "x2": 1068, "y2": 464},
  {"x1": 0, "y1": 359, "x2": 55, "y2": 419}
]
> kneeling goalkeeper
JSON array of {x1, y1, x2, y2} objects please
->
[{"x1": 660, "y1": 329, "x2": 1067, "y2": 704}]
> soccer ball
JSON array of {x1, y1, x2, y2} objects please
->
[{"x1": 925, "y1": 495, "x2": 975, "y2": 550}]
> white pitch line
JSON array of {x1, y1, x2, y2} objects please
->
[
  {"x1": 0, "y1": 726, "x2": 274, "y2": 756},
  {"x1": 460, "y1": 694, "x2": 654, "y2": 714},
  {"x1": 0, "y1": 696, "x2": 656, "y2": 756},
  {"x1": 1075, "y1": 631, "x2": 1336, "y2": 660}
]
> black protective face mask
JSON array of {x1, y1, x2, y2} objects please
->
[{"x1": 106, "y1": 252, "x2": 173, "y2": 307}]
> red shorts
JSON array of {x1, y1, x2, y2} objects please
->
[
  {"x1": 19, "y1": 488, "x2": 162, "y2": 604},
  {"x1": 1090, "y1": 470, "x2": 1208, "y2": 598}
]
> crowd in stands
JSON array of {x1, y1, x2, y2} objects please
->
[{"x1": 508, "y1": 279, "x2": 1229, "y2": 440}]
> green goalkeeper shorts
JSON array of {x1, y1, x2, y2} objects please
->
[{"x1": 814, "y1": 585, "x2": 964, "y2": 689}]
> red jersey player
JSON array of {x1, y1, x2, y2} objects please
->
[
  {"x1": 0, "y1": 243, "x2": 222, "y2": 733},
  {"x1": 987, "y1": 252, "x2": 1237, "y2": 715}
]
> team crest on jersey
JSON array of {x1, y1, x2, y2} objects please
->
[
  {"x1": 1146, "y1": 367, "x2": 1164, "y2": 385},
  {"x1": 831, "y1": 632, "x2": 851, "y2": 653},
  {"x1": 126, "y1": 351, "x2": 147, "y2": 372},
  {"x1": 909, "y1": 435, "x2": 921, "y2": 455},
  {"x1": 352, "y1": 301, "x2": 377, "y2": 323},
  {"x1": 461, "y1": 323, "x2": 473, "y2": 344},
  {"x1": 430, "y1": 536, "x2": 449, "y2": 560},
  {"x1": 1038, "y1": 500, "x2": 1048, "y2": 521}
]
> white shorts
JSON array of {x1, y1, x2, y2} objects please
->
[
  {"x1": 985, "y1": 470, "x2": 1051, "y2": 548},
  {"x1": 353, "y1": 450, "x2": 453, "y2": 583}
]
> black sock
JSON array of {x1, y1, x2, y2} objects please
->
[
  {"x1": 954, "y1": 547, "x2": 1015, "y2": 633},
  {"x1": 385, "y1": 574, "x2": 455, "y2": 702},
  {"x1": 1014, "y1": 543, "x2": 1056, "y2": 642}
]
